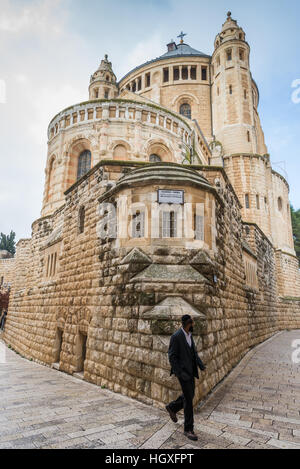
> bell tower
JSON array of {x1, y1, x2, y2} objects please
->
[
  {"x1": 89, "y1": 54, "x2": 118, "y2": 100},
  {"x1": 211, "y1": 12, "x2": 267, "y2": 156}
]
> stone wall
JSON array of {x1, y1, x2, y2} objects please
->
[
  {"x1": 0, "y1": 258, "x2": 15, "y2": 286},
  {"x1": 2, "y1": 161, "x2": 300, "y2": 410}
]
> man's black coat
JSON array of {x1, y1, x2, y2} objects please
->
[{"x1": 168, "y1": 329, "x2": 206, "y2": 381}]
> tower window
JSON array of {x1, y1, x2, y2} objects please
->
[
  {"x1": 226, "y1": 49, "x2": 232, "y2": 61},
  {"x1": 201, "y1": 66, "x2": 207, "y2": 81},
  {"x1": 247, "y1": 130, "x2": 250, "y2": 142},
  {"x1": 216, "y1": 55, "x2": 220, "y2": 67},
  {"x1": 132, "y1": 81, "x2": 136, "y2": 92},
  {"x1": 217, "y1": 87, "x2": 220, "y2": 96},
  {"x1": 146, "y1": 73, "x2": 151, "y2": 87},
  {"x1": 173, "y1": 67, "x2": 180, "y2": 81},
  {"x1": 106, "y1": 75, "x2": 110, "y2": 82},
  {"x1": 78, "y1": 206, "x2": 85, "y2": 234},
  {"x1": 163, "y1": 68, "x2": 169, "y2": 83},
  {"x1": 256, "y1": 195, "x2": 260, "y2": 210},
  {"x1": 104, "y1": 88, "x2": 109, "y2": 99},
  {"x1": 239, "y1": 49, "x2": 245, "y2": 61},
  {"x1": 191, "y1": 66, "x2": 197, "y2": 80},
  {"x1": 278, "y1": 197, "x2": 283, "y2": 211},
  {"x1": 94, "y1": 89, "x2": 99, "y2": 98},
  {"x1": 244, "y1": 89, "x2": 247, "y2": 99},
  {"x1": 229, "y1": 85, "x2": 233, "y2": 94},
  {"x1": 77, "y1": 150, "x2": 91, "y2": 180},
  {"x1": 245, "y1": 194, "x2": 250, "y2": 209},
  {"x1": 138, "y1": 77, "x2": 142, "y2": 91},
  {"x1": 179, "y1": 103, "x2": 191, "y2": 119},
  {"x1": 182, "y1": 67, "x2": 188, "y2": 80}
]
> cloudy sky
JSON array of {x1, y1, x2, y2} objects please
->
[{"x1": 0, "y1": 0, "x2": 299, "y2": 241}]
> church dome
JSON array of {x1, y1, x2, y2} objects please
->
[
  {"x1": 119, "y1": 38, "x2": 210, "y2": 82},
  {"x1": 160, "y1": 42, "x2": 210, "y2": 59}
]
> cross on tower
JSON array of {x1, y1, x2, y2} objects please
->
[{"x1": 177, "y1": 31, "x2": 187, "y2": 44}]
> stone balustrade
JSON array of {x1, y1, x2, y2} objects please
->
[{"x1": 48, "y1": 99, "x2": 193, "y2": 146}]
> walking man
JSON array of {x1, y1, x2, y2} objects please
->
[
  {"x1": 166, "y1": 315, "x2": 206, "y2": 441},
  {"x1": 0, "y1": 310, "x2": 7, "y2": 331}
]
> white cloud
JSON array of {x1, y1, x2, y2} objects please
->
[
  {"x1": 0, "y1": 0, "x2": 66, "y2": 35},
  {"x1": 119, "y1": 32, "x2": 165, "y2": 77}
]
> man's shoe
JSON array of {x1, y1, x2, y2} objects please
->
[
  {"x1": 165, "y1": 405, "x2": 178, "y2": 423},
  {"x1": 184, "y1": 431, "x2": 198, "y2": 441}
]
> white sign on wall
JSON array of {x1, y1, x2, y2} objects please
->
[{"x1": 158, "y1": 189, "x2": 184, "y2": 204}]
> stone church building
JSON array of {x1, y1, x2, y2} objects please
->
[{"x1": 1, "y1": 13, "x2": 300, "y2": 407}]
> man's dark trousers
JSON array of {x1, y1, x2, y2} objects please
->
[{"x1": 168, "y1": 377, "x2": 195, "y2": 432}]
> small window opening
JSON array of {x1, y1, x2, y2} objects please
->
[
  {"x1": 182, "y1": 67, "x2": 188, "y2": 80},
  {"x1": 179, "y1": 103, "x2": 191, "y2": 119},
  {"x1": 163, "y1": 68, "x2": 169, "y2": 83},
  {"x1": 162, "y1": 211, "x2": 177, "y2": 238},
  {"x1": 150, "y1": 154, "x2": 161, "y2": 163},
  {"x1": 79, "y1": 206, "x2": 85, "y2": 234},
  {"x1": 173, "y1": 67, "x2": 180, "y2": 81},
  {"x1": 146, "y1": 73, "x2": 151, "y2": 87},
  {"x1": 201, "y1": 66, "x2": 207, "y2": 81},
  {"x1": 194, "y1": 214, "x2": 204, "y2": 241}
]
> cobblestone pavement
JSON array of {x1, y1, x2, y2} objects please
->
[{"x1": 0, "y1": 330, "x2": 300, "y2": 449}]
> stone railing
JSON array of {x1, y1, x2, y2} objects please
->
[{"x1": 48, "y1": 99, "x2": 193, "y2": 146}]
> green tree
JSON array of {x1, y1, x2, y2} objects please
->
[
  {"x1": 0, "y1": 231, "x2": 16, "y2": 256},
  {"x1": 291, "y1": 206, "x2": 300, "y2": 263}
]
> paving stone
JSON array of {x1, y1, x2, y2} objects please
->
[
  {"x1": 267, "y1": 438, "x2": 300, "y2": 449},
  {"x1": 1, "y1": 332, "x2": 300, "y2": 449}
]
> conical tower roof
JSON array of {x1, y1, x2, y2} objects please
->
[{"x1": 90, "y1": 54, "x2": 117, "y2": 85}]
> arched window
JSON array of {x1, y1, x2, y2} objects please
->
[
  {"x1": 113, "y1": 144, "x2": 127, "y2": 160},
  {"x1": 77, "y1": 150, "x2": 91, "y2": 180},
  {"x1": 179, "y1": 103, "x2": 191, "y2": 120},
  {"x1": 149, "y1": 154, "x2": 161, "y2": 163},
  {"x1": 278, "y1": 197, "x2": 283, "y2": 211}
]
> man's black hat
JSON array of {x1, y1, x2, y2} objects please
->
[{"x1": 181, "y1": 315, "x2": 192, "y2": 325}]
